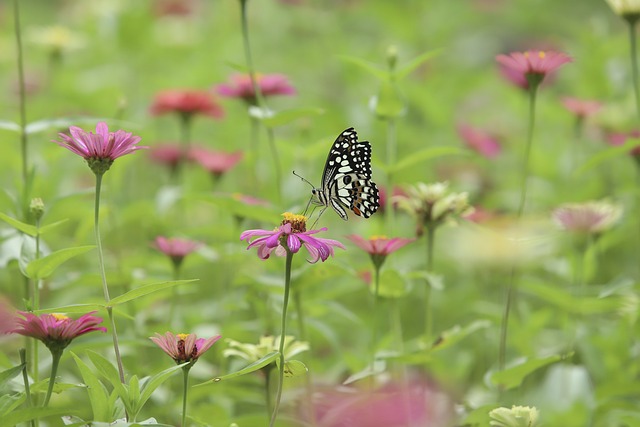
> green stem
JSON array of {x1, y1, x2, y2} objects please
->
[
  {"x1": 517, "y1": 83, "x2": 539, "y2": 218},
  {"x1": 293, "y1": 288, "x2": 317, "y2": 426},
  {"x1": 13, "y1": 0, "x2": 28, "y2": 190},
  {"x1": 177, "y1": 114, "x2": 192, "y2": 184},
  {"x1": 239, "y1": 0, "x2": 266, "y2": 109},
  {"x1": 498, "y1": 268, "x2": 516, "y2": 372},
  {"x1": 385, "y1": 119, "x2": 397, "y2": 233},
  {"x1": 19, "y1": 349, "x2": 35, "y2": 427},
  {"x1": 424, "y1": 227, "x2": 435, "y2": 339},
  {"x1": 269, "y1": 250, "x2": 294, "y2": 427},
  {"x1": 371, "y1": 265, "x2": 381, "y2": 367},
  {"x1": 182, "y1": 366, "x2": 191, "y2": 427},
  {"x1": 627, "y1": 16, "x2": 640, "y2": 124},
  {"x1": 168, "y1": 265, "x2": 181, "y2": 327},
  {"x1": 94, "y1": 173, "x2": 125, "y2": 383},
  {"x1": 266, "y1": 128, "x2": 282, "y2": 204},
  {"x1": 43, "y1": 349, "x2": 62, "y2": 407},
  {"x1": 294, "y1": 289, "x2": 307, "y2": 342},
  {"x1": 264, "y1": 367, "x2": 273, "y2": 415}
]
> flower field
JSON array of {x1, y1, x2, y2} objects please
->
[{"x1": 1, "y1": 1, "x2": 640, "y2": 426}]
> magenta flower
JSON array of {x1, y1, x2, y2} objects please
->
[
  {"x1": 240, "y1": 213, "x2": 345, "y2": 263},
  {"x1": 150, "y1": 331, "x2": 221, "y2": 364},
  {"x1": 154, "y1": 236, "x2": 201, "y2": 270},
  {"x1": 150, "y1": 89, "x2": 225, "y2": 120},
  {"x1": 216, "y1": 73, "x2": 296, "y2": 105},
  {"x1": 457, "y1": 124, "x2": 502, "y2": 158},
  {"x1": 561, "y1": 97, "x2": 602, "y2": 118},
  {"x1": 496, "y1": 50, "x2": 572, "y2": 88},
  {"x1": 190, "y1": 148, "x2": 243, "y2": 179},
  {"x1": 11, "y1": 311, "x2": 106, "y2": 351},
  {"x1": 55, "y1": 122, "x2": 146, "y2": 175},
  {"x1": 346, "y1": 235, "x2": 413, "y2": 269}
]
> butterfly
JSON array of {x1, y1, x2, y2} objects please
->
[{"x1": 309, "y1": 127, "x2": 380, "y2": 221}]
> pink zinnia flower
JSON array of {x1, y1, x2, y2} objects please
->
[
  {"x1": 457, "y1": 124, "x2": 502, "y2": 159},
  {"x1": 190, "y1": 148, "x2": 243, "y2": 179},
  {"x1": 552, "y1": 201, "x2": 623, "y2": 234},
  {"x1": 150, "y1": 89, "x2": 225, "y2": 120},
  {"x1": 561, "y1": 97, "x2": 602, "y2": 118},
  {"x1": 11, "y1": 311, "x2": 106, "y2": 351},
  {"x1": 605, "y1": 130, "x2": 640, "y2": 162},
  {"x1": 496, "y1": 50, "x2": 572, "y2": 88},
  {"x1": 154, "y1": 236, "x2": 201, "y2": 270},
  {"x1": 240, "y1": 213, "x2": 345, "y2": 263},
  {"x1": 55, "y1": 122, "x2": 146, "y2": 175},
  {"x1": 346, "y1": 235, "x2": 413, "y2": 269},
  {"x1": 216, "y1": 73, "x2": 296, "y2": 105},
  {"x1": 150, "y1": 331, "x2": 221, "y2": 364},
  {"x1": 148, "y1": 143, "x2": 184, "y2": 172}
]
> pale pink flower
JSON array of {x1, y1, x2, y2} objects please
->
[
  {"x1": 190, "y1": 148, "x2": 243, "y2": 178},
  {"x1": 457, "y1": 124, "x2": 502, "y2": 158},
  {"x1": 561, "y1": 97, "x2": 602, "y2": 118},
  {"x1": 148, "y1": 143, "x2": 183, "y2": 172},
  {"x1": 11, "y1": 311, "x2": 106, "y2": 351},
  {"x1": 150, "y1": 89, "x2": 224, "y2": 119},
  {"x1": 240, "y1": 213, "x2": 345, "y2": 263},
  {"x1": 377, "y1": 185, "x2": 407, "y2": 212},
  {"x1": 346, "y1": 235, "x2": 414, "y2": 269},
  {"x1": 496, "y1": 50, "x2": 572, "y2": 88},
  {"x1": 552, "y1": 201, "x2": 623, "y2": 234},
  {"x1": 216, "y1": 73, "x2": 296, "y2": 105},
  {"x1": 154, "y1": 236, "x2": 201, "y2": 269},
  {"x1": 150, "y1": 331, "x2": 221, "y2": 364}
]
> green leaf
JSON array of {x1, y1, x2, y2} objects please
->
[
  {"x1": 428, "y1": 320, "x2": 490, "y2": 353},
  {"x1": 0, "y1": 212, "x2": 37, "y2": 236},
  {"x1": 71, "y1": 352, "x2": 111, "y2": 422},
  {"x1": 395, "y1": 48, "x2": 442, "y2": 80},
  {"x1": 0, "y1": 363, "x2": 25, "y2": 387},
  {"x1": 284, "y1": 360, "x2": 308, "y2": 377},
  {"x1": 490, "y1": 353, "x2": 572, "y2": 390},
  {"x1": 372, "y1": 81, "x2": 406, "y2": 119},
  {"x1": 25, "y1": 117, "x2": 106, "y2": 134},
  {"x1": 575, "y1": 139, "x2": 639, "y2": 176},
  {"x1": 5, "y1": 407, "x2": 74, "y2": 425},
  {"x1": 261, "y1": 107, "x2": 324, "y2": 128},
  {"x1": 342, "y1": 360, "x2": 386, "y2": 385},
  {"x1": 136, "y1": 364, "x2": 186, "y2": 416},
  {"x1": 386, "y1": 147, "x2": 465, "y2": 174},
  {"x1": 25, "y1": 245, "x2": 95, "y2": 280},
  {"x1": 39, "y1": 219, "x2": 70, "y2": 235},
  {"x1": 521, "y1": 281, "x2": 620, "y2": 314},
  {"x1": 108, "y1": 279, "x2": 198, "y2": 306},
  {"x1": 0, "y1": 393, "x2": 24, "y2": 417},
  {"x1": 86, "y1": 350, "x2": 130, "y2": 411},
  {"x1": 0, "y1": 120, "x2": 20, "y2": 132},
  {"x1": 37, "y1": 303, "x2": 105, "y2": 314},
  {"x1": 377, "y1": 269, "x2": 410, "y2": 298},
  {"x1": 129, "y1": 375, "x2": 141, "y2": 418},
  {"x1": 339, "y1": 55, "x2": 388, "y2": 80},
  {"x1": 196, "y1": 351, "x2": 279, "y2": 385}
]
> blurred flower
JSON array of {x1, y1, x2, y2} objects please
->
[
  {"x1": 154, "y1": 236, "x2": 201, "y2": 270},
  {"x1": 346, "y1": 235, "x2": 413, "y2": 269},
  {"x1": 552, "y1": 200, "x2": 623, "y2": 234},
  {"x1": 224, "y1": 335, "x2": 309, "y2": 365},
  {"x1": 561, "y1": 97, "x2": 602, "y2": 118},
  {"x1": 11, "y1": 312, "x2": 106, "y2": 351},
  {"x1": 216, "y1": 73, "x2": 296, "y2": 105},
  {"x1": 395, "y1": 182, "x2": 472, "y2": 237},
  {"x1": 29, "y1": 198, "x2": 45, "y2": 222},
  {"x1": 463, "y1": 205, "x2": 495, "y2": 223},
  {"x1": 190, "y1": 148, "x2": 243, "y2": 179},
  {"x1": 0, "y1": 297, "x2": 17, "y2": 335},
  {"x1": 377, "y1": 185, "x2": 407, "y2": 212},
  {"x1": 240, "y1": 212, "x2": 345, "y2": 263},
  {"x1": 605, "y1": 0, "x2": 640, "y2": 17},
  {"x1": 306, "y1": 380, "x2": 453, "y2": 427},
  {"x1": 153, "y1": 0, "x2": 198, "y2": 16},
  {"x1": 150, "y1": 89, "x2": 224, "y2": 120},
  {"x1": 489, "y1": 405, "x2": 539, "y2": 427},
  {"x1": 55, "y1": 122, "x2": 146, "y2": 176},
  {"x1": 150, "y1": 331, "x2": 221, "y2": 365},
  {"x1": 148, "y1": 143, "x2": 183, "y2": 173},
  {"x1": 605, "y1": 129, "x2": 640, "y2": 164},
  {"x1": 231, "y1": 193, "x2": 270, "y2": 207},
  {"x1": 27, "y1": 25, "x2": 85, "y2": 58},
  {"x1": 496, "y1": 50, "x2": 572, "y2": 88},
  {"x1": 457, "y1": 124, "x2": 502, "y2": 158}
]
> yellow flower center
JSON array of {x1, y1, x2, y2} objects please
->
[
  {"x1": 177, "y1": 333, "x2": 190, "y2": 340},
  {"x1": 51, "y1": 313, "x2": 70, "y2": 321},
  {"x1": 281, "y1": 212, "x2": 307, "y2": 233},
  {"x1": 370, "y1": 235, "x2": 389, "y2": 241},
  {"x1": 538, "y1": 51, "x2": 546, "y2": 59}
]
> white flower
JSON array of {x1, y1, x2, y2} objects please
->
[
  {"x1": 606, "y1": 0, "x2": 640, "y2": 16},
  {"x1": 489, "y1": 405, "x2": 539, "y2": 427}
]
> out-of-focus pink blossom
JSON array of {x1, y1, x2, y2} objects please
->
[
  {"x1": 190, "y1": 148, "x2": 243, "y2": 179},
  {"x1": 216, "y1": 73, "x2": 296, "y2": 105},
  {"x1": 561, "y1": 97, "x2": 602, "y2": 118},
  {"x1": 457, "y1": 124, "x2": 502, "y2": 158},
  {"x1": 150, "y1": 89, "x2": 224, "y2": 119},
  {"x1": 496, "y1": 50, "x2": 572, "y2": 89}
]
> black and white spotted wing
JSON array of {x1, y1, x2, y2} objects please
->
[{"x1": 312, "y1": 128, "x2": 380, "y2": 220}]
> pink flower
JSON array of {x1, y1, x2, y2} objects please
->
[
  {"x1": 496, "y1": 50, "x2": 572, "y2": 88},
  {"x1": 150, "y1": 331, "x2": 221, "y2": 364},
  {"x1": 457, "y1": 124, "x2": 502, "y2": 158},
  {"x1": 346, "y1": 235, "x2": 414, "y2": 269},
  {"x1": 231, "y1": 193, "x2": 270, "y2": 207},
  {"x1": 154, "y1": 236, "x2": 201, "y2": 269},
  {"x1": 0, "y1": 297, "x2": 17, "y2": 335},
  {"x1": 150, "y1": 89, "x2": 224, "y2": 119},
  {"x1": 377, "y1": 186, "x2": 407, "y2": 213},
  {"x1": 240, "y1": 213, "x2": 345, "y2": 263},
  {"x1": 605, "y1": 130, "x2": 640, "y2": 161},
  {"x1": 552, "y1": 201, "x2": 622, "y2": 234},
  {"x1": 216, "y1": 73, "x2": 296, "y2": 105},
  {"x1": 11, "y1": 311, "x2": 106, "y2": 351},
  {"x1": 148, "y1": 143, "x2": 184, "y2": 171},
  {"x1": 190, "y1": 148, "x2": 243, "y2": 179},
  {"x1": 561, "y1": 97, "x2": 602, "y2": 118},
  {"x1": 55, "y1": 122, "x2": 146, "y2": 175}
]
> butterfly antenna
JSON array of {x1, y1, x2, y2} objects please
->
[{"x1": 292, "y1": 170, "x2": 315, "y2": 189}]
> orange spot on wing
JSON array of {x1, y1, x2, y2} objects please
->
[{"x1": 353, "y1": 207, "x2": 362, "y2": 216}]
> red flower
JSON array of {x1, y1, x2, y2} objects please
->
[
  {"x1": 11, "y1": 312, "x2": 106, "y2": 351},
  {"x1": 150, "y1": 331, "x2": 221, "y2": 365},
  {"x1": 496, "y1": 50, "x2": 572, "y2": 88},
  {"x1": 216, "y1": 73, "x2": 296, "y2": 105},
  {"x1": 457, "y1": 124, "x2": 501, "y2": 159},
  {"x1": 150, "y1": 89, "x2": 224, "y2": 119},
  {"x1": 190, "y1": 148, "x2": 243, "y2": 179}
]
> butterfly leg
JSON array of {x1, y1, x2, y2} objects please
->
[{"x1": 311, "y1": 206, "x2": 328, "y2": 229}]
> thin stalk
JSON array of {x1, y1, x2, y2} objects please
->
[
  {"x1": 627, "y1": 16, "x2": 640, "y2": 123},
  {"x1": 293, "y1": 288, "x2": 317, "y2": 427},
  {"x1": 168, "y1": 265, "x2": 181, "y2": 327},
  {"x1": 269, "y1": 250, "x2": 294, "y2": 427},
  {"x1": 94, "y1": 174, "x2": 125, "y2": 383},
  {"x1": 264, "y1": 367, "x2": 273, "y2": 415},
  {"x1": 266, "y1": 128, "x2": 282, "y2": 203},
  {"x1": 498, "y1": 268, "x2": 516, "y2": 372},
  {"x1": 181, "y1": 366, "x2": 191, "y2": 427},
  {"x1": 19, "y1": 349, "x2": 35, "y2": 427},
  {"x1": 517, "y1": 83, "x2": 539, "y2": 218},
  {"x1": 13, "y1": 0, "x2": 28, "y2": 189},
  {"x1": 239, "y1": 0, "x2": 266, "y2": 109},
  {"x1": 42, "y1": 349, "x2": 62, "y2": 407},
  {"x1": 385, "y1": 119, "x2": 397, "y2": 233},
  {"x1": 177, "y1": 114, "x2": 192, "y2": 184},
  {"x1": 371, "y1": 265, "x2": 381, "y2": 367},
  {"x1": 424, "y1": 226, "x2": 435, "y2": 339}
]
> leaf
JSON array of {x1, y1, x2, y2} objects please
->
[
  {"x1": 37, "y1": 303, "x2": 105, "y2": 314},
  {"x1": 0, "y1": 393, "x2": 24, "y2": 417},
  {"x1": 284, "y1": 360, "x2": 308, "y2": 377},
  {"x1": 0, "y1": 363, "x2": 25, "y2": 387},
  {"x1": 25, "y1": 245, "x2": 95, "y2": 280},
  {"x1": 520, "y1": 281, "x2": 620, "y2": 314},
  {"x1": 71, "y1": 352, "x2": 111, "y2": 422},
  {"x1": 108, "y1": 279, "x2": 198, "y2": 306},
  {"x1": 5, "y1": 407, "x2": 74, "y2": 425},
  {"x1": 86, "y1": 350, "x2": 130, "y2": 411},
  {"x1": 574, "y1": 139, "x2": 639, "y2": 176},
  {"x1": 128, "y1": 375, "x2": 141, "y2": 417},
  {"x1": 343, "y1": 360, "x2": 386, "y2": 385},
  {"x1": 196, "y1": 351, "x2": 279, "y2": 385},
  {"x1": 428, "y1": 320, "x2": 490, "y2": 353},
  {"x1": 490, "y1": 353, "x2": 572, "y2": 390},
  {"x1": 25, "y1": 117, "x2": 107, "y2": 134},
  {"x1": 386, "y1": 147, "x2": 465, "y2": 174},
  {"x1": 261, "y1": 107, "x2": 324, "y2": 128},
  {"x1": 339, "y1": 55, "x2": 387, "y2": 80},
  {"x1": 0, "y1": 120, "x2": 20, "y2": 132},
  {"x1": 135, "y1": 364, "x2": 186, "y2": 416},
  {"x1": 0, "y1": 212, "x2": 37, "y2": 236},
  {"x1": 395, "y1": 48, "x2": 442, "y2": 80},
  {"x1": 39, "y1": 219, "x2": 70, "y2": 235}
]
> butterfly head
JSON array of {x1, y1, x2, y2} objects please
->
[{"x1": 311, "y1": 187, "x2": 327, "y2": 207}]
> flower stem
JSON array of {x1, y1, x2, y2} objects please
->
[
  {"x1": 13, "y1": 0, "x2": 28, "y2": 191},
  {"x1": 627, "y1": 16, "x2": 640, "y2": 124},
  {"x1": 239, "y1": 0, "x2": 266, "y2": 109},
  {"x1": 181, "y1": 366, "x2": 191, "y2": 427},
  {"x1": 19, "y1": 349, "x2": 35, "y2": 427},
  {"x1": 385, "y1": 119, "x2": 397, "y2": 233},
  {"x1": 269, "y1": 250, "x2": 294, "y2": 427},
  {"x1": 293, "y1": 289, "x2": 307, "y2": 342},
  {"x1": 94, "y1": 173, "x2": 125, "y2": 383},
  {"x1": 371, "y1": 265, "x2": 381, "y2": 367},
  {"x1": 43, "y1": 349, "x2": 62, "y2": 407},
  {"x1": 517, "y1": 82, "x2": 539, "y2": 218},
  {"x1": 266, "y1": 127, "x2": 282, "y2": 204},
  {"x1": 264, "y1": 366, "x2": 273, "y2": 414},
  {"x1": 424, "y1": 226, "x2": 435, "y2": 339},
  {"x1": 498, "y1": 268, "x2": 516, "y2": 372}
]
